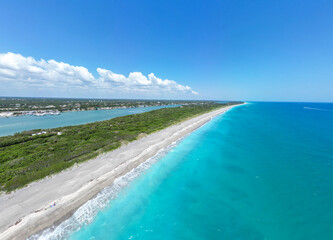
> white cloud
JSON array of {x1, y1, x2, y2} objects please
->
[
  {"x1": 0, "y1": 52, "x2": 198, "y2": 97},
  {"x1": 0, "y1": 52, "x2": 94, "y2": 89},
  {"x1": 97, "y1": 68, "x2": 198, "y2": 95}
]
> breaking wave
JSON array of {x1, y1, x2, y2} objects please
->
[{"x1": 27, "y1": 139, "x2": 182, "y2": 240}]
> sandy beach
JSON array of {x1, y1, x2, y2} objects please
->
[{"x1": 0, "y1": 104, "x2": 240, "y2": 240}]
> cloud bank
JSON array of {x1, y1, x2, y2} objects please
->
[{"x1": 0, "y1": 52, "x2": 198, "y2": 97}]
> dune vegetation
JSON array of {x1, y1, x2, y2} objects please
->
[{"x1": 0, "y1": 102, "x2": 240, "y2": 192}]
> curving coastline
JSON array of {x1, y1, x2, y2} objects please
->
[{"x1": 0, "y1": 104, "x2": 242, "y2": 240}]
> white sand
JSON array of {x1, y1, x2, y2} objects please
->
[{"x1": 0, "y1": 104, "x2": 240, "y2": 240}]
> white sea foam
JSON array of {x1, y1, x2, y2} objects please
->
[{"x1": 27, "y1": 139, "x2": 182, "y2": 240}]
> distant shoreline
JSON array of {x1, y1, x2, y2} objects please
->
[
  {"x1": 0, "y1": 104, "x2": 243, "y2": 240},
  {"x1": 0, "y1": 104, "x2": 176, "y2": 118}
]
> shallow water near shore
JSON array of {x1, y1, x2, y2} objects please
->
[{"x1": 34, "y1": 102, "x2": 333, "y2": 240}]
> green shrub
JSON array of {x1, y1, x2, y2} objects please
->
[{"x1": 0, "y1": 103, "x2": 236, "y2": 192}]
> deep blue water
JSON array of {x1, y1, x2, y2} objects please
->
[
  {"x1": 0, "y1": 105, "x2": 178, "y2": 137},
  {"x1": 34, "y1": 102, "x2": 333, "y2": 240}
]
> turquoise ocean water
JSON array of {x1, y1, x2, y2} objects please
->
[
  {"x1": 32, "y1": 102, "x2": 333, "y2": 240},
  {"x1": 0, "y1": 105, "x2": 177, "y2": 137}
]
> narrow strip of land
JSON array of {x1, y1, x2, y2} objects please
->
[
  {"x1": 0, "y1": 104, "x2": 241, "y2": 240},
  {"x1": 1, "y1": 103, "x2": 227, "y2": 191}
]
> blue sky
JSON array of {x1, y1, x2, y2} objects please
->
[{"x1": 0, "y1": 0, "x2": 332, "y2": 101}]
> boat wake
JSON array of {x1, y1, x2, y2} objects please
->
[{"x1": 304, "y1": 107, "x2": 333, "y2": 112}]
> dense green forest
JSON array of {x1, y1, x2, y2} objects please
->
[{"x1": 0, "y1": 102, "x2": 240, "y2": 192}]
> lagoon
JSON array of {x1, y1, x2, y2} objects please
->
[{"x1": 0, "y1": 105, "x2": 178, "y2": 137}]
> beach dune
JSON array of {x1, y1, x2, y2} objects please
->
[{"x1": 0, "y1": 105, "x2": 239, "y2": 240}]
